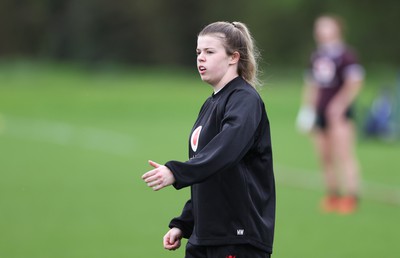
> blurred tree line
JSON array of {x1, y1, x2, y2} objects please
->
[{"x1": 0, "y1": 0, "x2": 399, "y2": 67}]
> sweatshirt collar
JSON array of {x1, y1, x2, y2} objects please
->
[{"x1": 212, "y1": 76, "x2": 241, "y2": 98}]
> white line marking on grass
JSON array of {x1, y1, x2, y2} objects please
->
[
  {"x1": 276, "y1": 165, "x2": 400, "y2": 206},
  {"x1": 1, "y1": 115, "x2": 135, "y2": 157},
  {"x1": 2, "y1": 115, "x2": 399, "y2": 206}
]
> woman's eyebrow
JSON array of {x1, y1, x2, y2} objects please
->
[{"x1": 196, "y1": 47, "x2": 215, "y2": 51}]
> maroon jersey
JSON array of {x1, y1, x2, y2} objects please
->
[{"x1": 308, "y1": 44, "x2": 364, "y2": 114}]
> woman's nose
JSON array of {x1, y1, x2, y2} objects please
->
[{"x1": 197, "y1": 53, "x2": 205, "y2": 61}]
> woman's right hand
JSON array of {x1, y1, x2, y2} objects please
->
[
  {"x1": 142, "y1": 160, "x2": 176, "y2": 191},
  {"x1": 163, "y1": 227, "x2": 183, "y2": 250}
]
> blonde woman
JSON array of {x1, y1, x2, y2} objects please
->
[{"x1": 142, "y1": 21, "x2": 275, "y2": 257}]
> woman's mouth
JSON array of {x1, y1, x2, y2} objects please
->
[{"x1": 198, "y1": 66, "x2": 206, "y2": 74}]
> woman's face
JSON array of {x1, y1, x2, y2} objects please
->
[
  {"x1": 314, "y1": 17, "x2": 342, "y2": 45},
  {"x1": 196, "y1": 34, "x2": 235, "y2": 88}
]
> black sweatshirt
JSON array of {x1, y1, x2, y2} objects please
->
[{"x1": 165, "y1": 76, "x2": 275, "y2": 253}]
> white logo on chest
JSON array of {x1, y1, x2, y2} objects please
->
[
  {"x1": 313, "y1": 57, "x2": 336, "y2": 85},
  {"x1": 190, "y1": 126, "x2": 202, "y2": 152},
  {"x1": 237, "y1": 229, "x2": 244, "y2": 235}
]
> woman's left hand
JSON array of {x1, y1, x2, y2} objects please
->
[{"x1": 142, "y1": 160, "x2": 176, "y2": 191}]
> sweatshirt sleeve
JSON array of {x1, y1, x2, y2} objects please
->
[
  {"x1": 165, "y1": 89, "x2": 263, "y2": 189},
  {"x1": 168, "y1": 199, "x2": 194, "y2": 239}
]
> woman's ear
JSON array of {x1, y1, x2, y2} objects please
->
[{"x1": 230, "y1": 51, "x2": 240, "y2": 64}]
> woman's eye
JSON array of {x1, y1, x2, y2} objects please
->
[{"x1": 196, "y1": 50, "x2": 213, "y2": 55}]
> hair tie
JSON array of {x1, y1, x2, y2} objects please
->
[{"x1": 231, "y1": 22, "x2": 237, "y2": 28}]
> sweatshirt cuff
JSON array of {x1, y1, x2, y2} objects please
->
[
  {"x1": 169, "y1": 220, "x2": 192, "y2": 239},
  {"x1": 165, "y1": 161, "x2": 184, "y2": 190}
]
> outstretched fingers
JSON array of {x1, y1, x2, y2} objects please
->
[
  {"x1": 142, "y1": 171, "x2": 161, "y2": 188},
  {"x1": 142, "y1": 160, "x2": 176, "y2": 191},
  {"x1": 141, "y1": 169, "x2": 156, "y2": 180}
]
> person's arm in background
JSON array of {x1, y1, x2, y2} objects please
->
[{"x1": 326, "y1": 64, "x2": 364, "y2": 122}]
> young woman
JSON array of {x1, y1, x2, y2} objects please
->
[
  {"x1": 298, "y1": 15, "x2": 364, "y2": 214},
  {"x1": 142, "y1": 21, "x2": 275, "y2": 257}
]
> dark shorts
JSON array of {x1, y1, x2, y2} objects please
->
[
  {"x1": 315, "y1": 107, "x2": 354, "y2": 130},
  {"x1": 185, "y1": 242, "x2": 271, "y2": 258}
]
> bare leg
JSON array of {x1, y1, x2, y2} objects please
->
[
  {"x1": 327, "y1": 116, "x2": 360, "y2": 214},
  {"x1": 313, "y1": 130, "x2": 338, "y2": 194},
  {"x1": 314, "y1": 129, "x2": 342, "y2": 212},
  {"x1": 329, "y1": 119, "x2": 360, "y2": 196}
]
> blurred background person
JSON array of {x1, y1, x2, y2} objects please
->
[{"x1": 297, "y1": 14, "x2": 365, "y2": 214}]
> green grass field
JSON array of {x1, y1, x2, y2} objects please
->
[{"x1": 1, "y1": 62, "x2": 399, "y2": 258}]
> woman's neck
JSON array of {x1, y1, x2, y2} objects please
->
[
  {"x1": 212, "y1": 68, "x2": 239, "y2": 93},
  {"x1": 319, "y1": 40, "x2": 343, "y2": 49}
]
